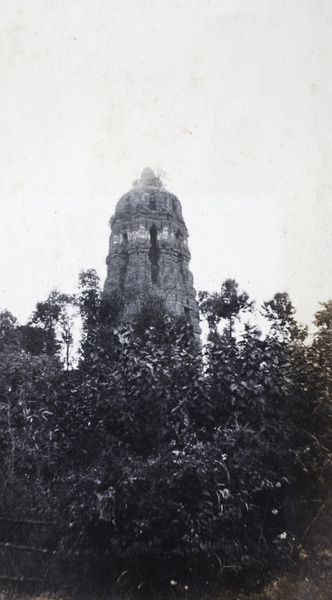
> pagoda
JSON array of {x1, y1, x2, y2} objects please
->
[{"x1": 104, "y1": 168, "x2": 200, "y2": 335}]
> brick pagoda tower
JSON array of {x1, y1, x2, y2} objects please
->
[{"x1": 104, "y1": 168, "x2": 200, "y2": 335}]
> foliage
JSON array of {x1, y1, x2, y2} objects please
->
[
  {"x1": 261, "y1": 292, "x2": 308, "y2": 342},
  {"x1": 199, "y1": 278, "x2": 254, "y2": 335},
  {"x1": 310, "y1": 301, "x2": 332, "y2": 464},
  {"x1": 0, "y1": 343, "x2": 63, "y2": 516},
  {"x1": 0, "y1": 311, "x2": 21, "y2": 352},
  {"x1": 77, "y1": 269, "x2": 123, "y2": 367},
  {"x1": 0, "y1": 281, "x2": 331, "y2": 595},
  {"x1": 28, "y1": 289, "x2": 76, "y2": 368}
]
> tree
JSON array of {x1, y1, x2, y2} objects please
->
[
  {"x1": 197, "y1": 286, "x2": 323, "y2": 581},
  {"x1": 0, "y1": 310, "x2": 21, "y2": 352},
  {"x1": 77, "y1": 269, "x2": 123, "y2": 367},
  {"x1": 29, "y1": 289, "x2": 76, "y2": 368},
  {"x1": 0, "y1": 335, "x2": 63, "y2": 513},
  {"x1": 311, "y1": 300, "x2": 332, "y2": 452},
  {"x1": 55, "y1": 285, "x2": 312, "y2": 590},
  {"x1": 199, "y1": 279, "x2": 254, "y2": 336},
  {"x1": 262, "y1": 292, "x2": 307, "y2": 343}
]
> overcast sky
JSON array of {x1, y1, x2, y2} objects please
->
[{"x1": 0, "y1": 0, "x2": 331, "y2": 330}]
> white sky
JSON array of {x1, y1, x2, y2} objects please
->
[{"x1": 0, "y1": 0, "x2": 331, "y2": 330}]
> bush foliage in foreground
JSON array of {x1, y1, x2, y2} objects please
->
[{"x1": 0, "y1": 275, "x2": 331, "y2": 594}]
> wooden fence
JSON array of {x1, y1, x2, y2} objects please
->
[{"x1": 0, "y1": 515, "x2": 57, "y2": 591}]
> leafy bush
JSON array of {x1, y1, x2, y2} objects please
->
[{"x1": 0, "y1": 280, "x2": 331, "y2": 595}]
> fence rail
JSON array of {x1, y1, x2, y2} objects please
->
[
  {"x1": 0, "y1": 541, "x2": 55, "y2": 554},
  {"x1": 0, "y1": 514, "x2": 56, "y2": 587}
]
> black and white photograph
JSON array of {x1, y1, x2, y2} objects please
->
[{"x1": 0, "y1": 1, "x2": 331, "y2": 599}]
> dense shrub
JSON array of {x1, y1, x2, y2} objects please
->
[{"x1": 0, "y1": 279, "x2": 331, "y2": 595}]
